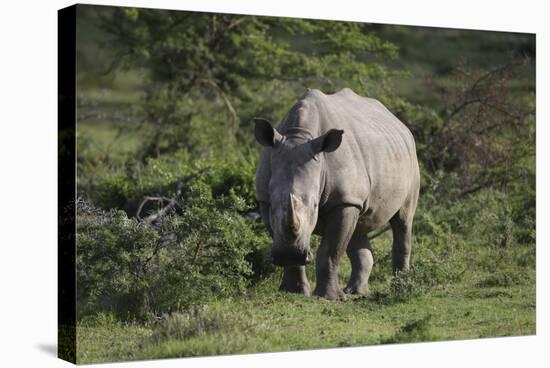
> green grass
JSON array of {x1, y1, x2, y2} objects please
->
[
  {"x1": 76, "y1": 282, "x2": 534, "y2": 363},
  {"x1": 76, "y1": 233, "x2": 535, "y2": 364},
  {"x1": 77, "y1": 314, "x2": 153, "y2": 363}
]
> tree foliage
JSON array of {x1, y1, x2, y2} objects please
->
[{"x1": 94, "y1": 7, "x2": 398, "y2": 157}]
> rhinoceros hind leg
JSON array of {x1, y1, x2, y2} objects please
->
[
  {"x1": 344, "y1": 231, "x2": 373, "y2": 295},
  {"x1": 279, "y1": 266, "x2": 311, "y2": 296},
  {"x1": 390, "y1": 195, "x2": 417, "y2": 274}
]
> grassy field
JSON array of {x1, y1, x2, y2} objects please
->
[{"x1": 76, "y1": 232, "x2": 535, "y2": 364}]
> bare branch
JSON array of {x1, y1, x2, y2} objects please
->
[
  {"x1": 227, "y1": 17, "x2": 246, "y2": 31},
  {"x1": 469, "y1": 60, "x2": 522, "y2": 93},
  {"x1": 136, "y1": 196, "x2": 175, "y2": 222},
  {"x1": 445, "y1": 98, "x2": 481, "y2": 123},
  {"x1": 142, "y1": 199, "x2": 179, "y2": 224},
  {"x1": 192, "y1": 243, "x2": 203, "y2": 265},
  {"x1": 137, "y1": 168, "x2": 210, "y2": 224}
]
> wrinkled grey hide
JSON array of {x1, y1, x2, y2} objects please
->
[{"x1": 255, "y1": 88, "x2": 420, "y2": 300}]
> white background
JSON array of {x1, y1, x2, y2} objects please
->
[{"x1": 0, "y1": 0, "x2": 547, "y2": 367}]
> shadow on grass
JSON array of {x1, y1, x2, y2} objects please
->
[{"x1": 382, "y1": 315, "x2": 439, "y2": 344}]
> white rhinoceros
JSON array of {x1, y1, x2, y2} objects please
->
[{"x1": 255, "y1": 88, "x2": 420, "y2": 300}]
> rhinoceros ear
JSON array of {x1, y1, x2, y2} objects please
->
[
  {"x1": 254, "y1": 118, "x2": 283, "y2": 147},
  {"x1": 311, "y1": 129, "x2": 344, "y2": 154}
]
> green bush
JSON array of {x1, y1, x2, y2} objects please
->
[
  {"x1": 476, "y1": 270, "x2": 525, "y2": 288},
  {"x1": 77, "y1": 206, "x2": 161, "y2": 319},
  {"x1": 388, "y1": 270, "x2": 426, "y2": 301},
  {"x1": 77, "y1": 188, "x2": 270, "y2": 320},
  {"x1": 370, "y1": 260, "x2": 461, "y2": 304},
  {"x1": 87, "y1": 151, "x2": 258, "y2": 214},
  {"x1": 94, "y1": 173, "x2": 138, "y2": 212}
]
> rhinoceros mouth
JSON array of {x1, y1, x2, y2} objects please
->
[{"x1": 270, "y1": 247, "x2": 313, "y2": 266}]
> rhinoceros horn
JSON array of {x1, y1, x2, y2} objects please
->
[{"x1": 289, "y1": 193, "x2": 301, "y2": 235}]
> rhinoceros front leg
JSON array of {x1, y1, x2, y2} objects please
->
[
  {"x1": 314, "y1": 206, "x2": 359, "y2": 300},
  {"x1": 280, "y1": 266, "x2": 311, "y2": 296},
  {"x1": 344, "y1": 231, "x2": 373, "y2": 295}
]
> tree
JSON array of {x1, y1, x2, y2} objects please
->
[{"x1": 94, "y1": 6, "x2": 398, "y2": 158}]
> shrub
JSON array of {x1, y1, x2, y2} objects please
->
[
  {"x1": 388, "y1": 270, "x2": 425, "y2": 301},
  {"x1": 87, "y1": 151, "x2": 258, "y2": 214},
  {"x1": 205, "y1": 157, "x2": 257, "y2": 209},
  {"x1": 76, "y1": 192, "x2": 270, "y2": 320},
  {"x1": 77, "y1": 205, "x2": 161, "y2": 319},
  {"x1": 94, "y1": 173, "x2": 138, "y2": 210},
  {"x1": 369, "y1": 270, "x2": 431, "y2": 304},
  {"x1": 476, "y1": 270, "x2": 525, "y2": 288}
]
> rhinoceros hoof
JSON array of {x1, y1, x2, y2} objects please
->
[
  {"x1": 279, "y1": 282, "x2": 311, "y2": 296},
  {"x1": 343, "y1": 283, "x2": 369, "y2": 295},
  {"x1": 313, "y1": 286, "x2": 346, "y2": 300}
]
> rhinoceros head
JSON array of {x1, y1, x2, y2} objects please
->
[{"x1": 254, "y1": 118, "x2": 344, "y2": 266}]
